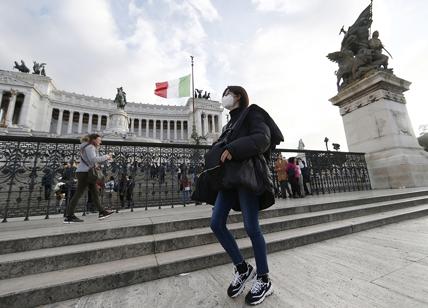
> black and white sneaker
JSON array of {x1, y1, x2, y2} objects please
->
[
  {"x1": 245, "y1": 277, "x2": 273, "y2": 305},
  {"x1": 98, "y1": 210, "x2": 114, "y2": 220},
  {"x1": 63, "y1": 215, "x2": 84, "y2": 224},
  {"x1": 227, "y1": 264, "x2": 256, "y2": 298}
]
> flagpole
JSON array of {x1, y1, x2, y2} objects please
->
[
  {"x1": 369, "y1": 0, "x2": 373, "y2": 36},
  {"x1": 190, "y1": 55, "x2": 197, "y2": 141}
]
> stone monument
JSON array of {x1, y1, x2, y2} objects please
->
[
  {"x1": 104, "y1": 87, "x2": 130, "y2": 137},
  {"x1": 328, "y1": 2, "x2": 428, "y2": 189}
]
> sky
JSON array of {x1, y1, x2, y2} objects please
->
[{"x1": 0, "y1": 0, "x2": 427, "y2": 150}]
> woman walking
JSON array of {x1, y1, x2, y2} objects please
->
[
  {"x1": 64, "y1": 134, "x2": 114, "y2": 223},
  {"x1": 210, "y1": 86, "x2": 283, "y2": 305}
]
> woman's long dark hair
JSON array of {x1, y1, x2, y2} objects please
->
[{"x1": 222, "y1": 86, "x2": 249, "y2": 109}]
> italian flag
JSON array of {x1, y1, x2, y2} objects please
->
[{"x1": 154, "y1": 74, "x2": 191, "y2": 98}]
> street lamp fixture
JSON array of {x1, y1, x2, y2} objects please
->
[{"x1": 324, "y1": 137, "x2": 329, "y2": 151}]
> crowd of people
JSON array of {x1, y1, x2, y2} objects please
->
[
  {"x1": 40, "y1": 150, "x2": 313, "y2": 217},
  {"x1": 274, "y1": 156, "x2": 312, "y2": 199}
]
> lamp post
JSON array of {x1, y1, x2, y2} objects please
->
[
  {"x1": 324, "y1": 137, "x2": 329, "y2": 151},
  {"x1": 190, "y1": 55, "x2": 197, "y2": 141}
]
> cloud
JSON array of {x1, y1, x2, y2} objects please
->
[
  {"x1": 0, "y1": 0, "x2": 426, "y2": 150},
  {"x1": 252, "y1": 0, "x2": 322, "y2": 14}
]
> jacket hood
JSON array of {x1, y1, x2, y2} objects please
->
[{"x1": 248, "y1": 104, "x2": 284, "y2": 148}]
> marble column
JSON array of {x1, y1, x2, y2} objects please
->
[
  {"x1": 106, "y1": 115, "x2": 110, "y2": 129},
  {"x1": 130, "y1": 118, "x2": 134, "y2": 133},
  {"x1": 203, "y1": 113, "x2": 208, "y2": 136},
  {"x1": 167, "y1": 120, "x2": 170, "y2": 140},
  {"x1": 181, "y1": 121, "x2": 184, "y2": 139},
  {"x1": 67, "y1": 111, "x2": 74, "y2": 134},
  {"x1": 88, "y1": 113, "x2": 93, "y2": 133},
  {"x1": 160, "y1": 120, "x2": 164, "y2": 140},
  {"x1": 56, "y1": 109, "x2": 64, "y2": 135},
  {"x1": 146, "y1": 119, "x2": 149, "y2": 138},
  {"x1": 174, "y1": 121, "x2": 178, "y2": 140},
  {"x1": 18, "y1": 93, "x2": 30, "y2": 127},
  {"x1": 78, "y1": 112, "x2": 83, "y2": 133},
  {"x1": 5, "y1": 90, "x2": 17, "y2": 127},
  {"x1": 196, "y1": 111, "x2": 202, "y2": 136},
  {"x1": 97, "y1": 114, "x2": 101, "y2": 131}
]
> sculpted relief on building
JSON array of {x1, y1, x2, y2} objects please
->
[{"x1": 0, "y1": 70, "x2": 222, "y2": 144}]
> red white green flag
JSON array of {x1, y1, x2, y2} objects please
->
[{"x1": 154, "y1": 74, "x2": 191, "y2": 98}]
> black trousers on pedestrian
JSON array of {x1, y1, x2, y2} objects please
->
[
  {"x1": 289, "y1": 178, "x2": 300, "y2": 197},
  {"x1": 66, "y1": 172, "x2": 104, "y2": 216},
  {"x1": 279, "y1": 180, "x2": 292, "y2": 198}
]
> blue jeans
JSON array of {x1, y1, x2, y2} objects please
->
[{"x1": 210, "y1": 188, "x2": 269, "y2": 275}]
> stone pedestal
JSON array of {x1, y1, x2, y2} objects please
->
[
  {"x1": 330, "y1": 71, "x2": 428, "y2": 189},
  {"x1": 103, "y1": 109, "x2": 130, "y2": 136}
]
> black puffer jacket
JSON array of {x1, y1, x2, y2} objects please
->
[{"x1": 224, "y1": 104, "x2": 284, "y2": 211}]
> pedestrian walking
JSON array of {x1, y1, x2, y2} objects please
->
[
  {"x1": 209, "y1": 86, "x2": 283, "y2": 305},
  {"x1": 64, "y1": 134, "x2": 114, "y2": 223}
]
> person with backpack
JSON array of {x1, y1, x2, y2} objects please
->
[
  {"x1": 64, "y1": 134, "x2": 114, "y2": 223},
  {"x1": 208, "y1": 86, "x2": 283, "y2": 305}
]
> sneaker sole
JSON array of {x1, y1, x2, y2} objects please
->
[
  {"x1": 98, "y1": 212, "x2": 114, "y2": 220},
  {"x1": 230, "y1": 267, "x2": 257, "y2": 298},
  {"x1": 247, "y1": 284, "x2": 274, "y2": 305}
]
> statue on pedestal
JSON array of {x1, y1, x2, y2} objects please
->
[
  {"x1": 114, "y1": 87, "x2": 127, "y2": 110},
  {"x1": 327, "y1": 2, "x2": 393, "y2": 91}
]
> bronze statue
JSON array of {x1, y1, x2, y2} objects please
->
[
  {"x1": 327, "y1": 2, "x2": 393, "y2": 91},
  {"x1": 32, "y1": 61, "x2": 46, "y2": 75},
  {"x1": 13, "y1": 60, "x2": 30, "y2": 73},
  {"x1": 340, "y1": 4, "x2": 372, "y2": 54},
  {"x1": 368, "y1": 30, "x2": 389, "y2": 68},
  {"x1": 114, "y1": 87, "x2": 127, "y2": 110},
  {"x1": 195, "y1": 89, "x2": 203, "y2": 98}
]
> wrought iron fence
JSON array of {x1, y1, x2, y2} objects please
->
[{"x1": 0, "y1": 136, "x2": 371, "y2": 221}]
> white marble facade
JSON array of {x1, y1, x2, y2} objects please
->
[{"x1": 0, "y1": 70, "x2": 223, "y2": 143}]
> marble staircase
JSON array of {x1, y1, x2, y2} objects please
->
[{"x1": 1, "y1": 189, "x2": 428, "y2": 307}]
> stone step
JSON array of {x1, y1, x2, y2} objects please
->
[
  {"x1": 1, "y1": 195, "x2": 427, "y2": 280},
  {"x1": 1, "y1": 204, "x2": 427, "y2": 308},
  {"x1": 2, "y1": 189, "x2": 428, "y2": 254}
]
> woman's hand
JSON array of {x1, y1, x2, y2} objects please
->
[{"x1": 220, "y1": 149, "x2": 232, "y2": 163}]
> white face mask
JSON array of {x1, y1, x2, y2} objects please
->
[{"x1": 221, "y1": 94, "x2": 236, "y2": 110}]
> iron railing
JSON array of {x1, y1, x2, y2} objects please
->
[{"x1": 0, "y1": 136, "x2": 371, "y2": 221}]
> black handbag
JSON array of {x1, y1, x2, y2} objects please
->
[
  {"x1": 192, "y1": 110, "x2": 249, "y2": 204},
  {"x1": 191, "y1": 170, "x2": 219, "y2": 204},
  {"x1": 222, "y1": 154, "x2": 266, "y2": 195},
  {"x1": 80, "y1": 144, "x2": 105, "y2": 184}
]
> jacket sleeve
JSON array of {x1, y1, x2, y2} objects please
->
[
  {"x1": 225, "y1": 110, "x2": 271, "y2": 161},
  {"x1": 86, "y1": 145, "x2": 109, "y2": 165}
]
